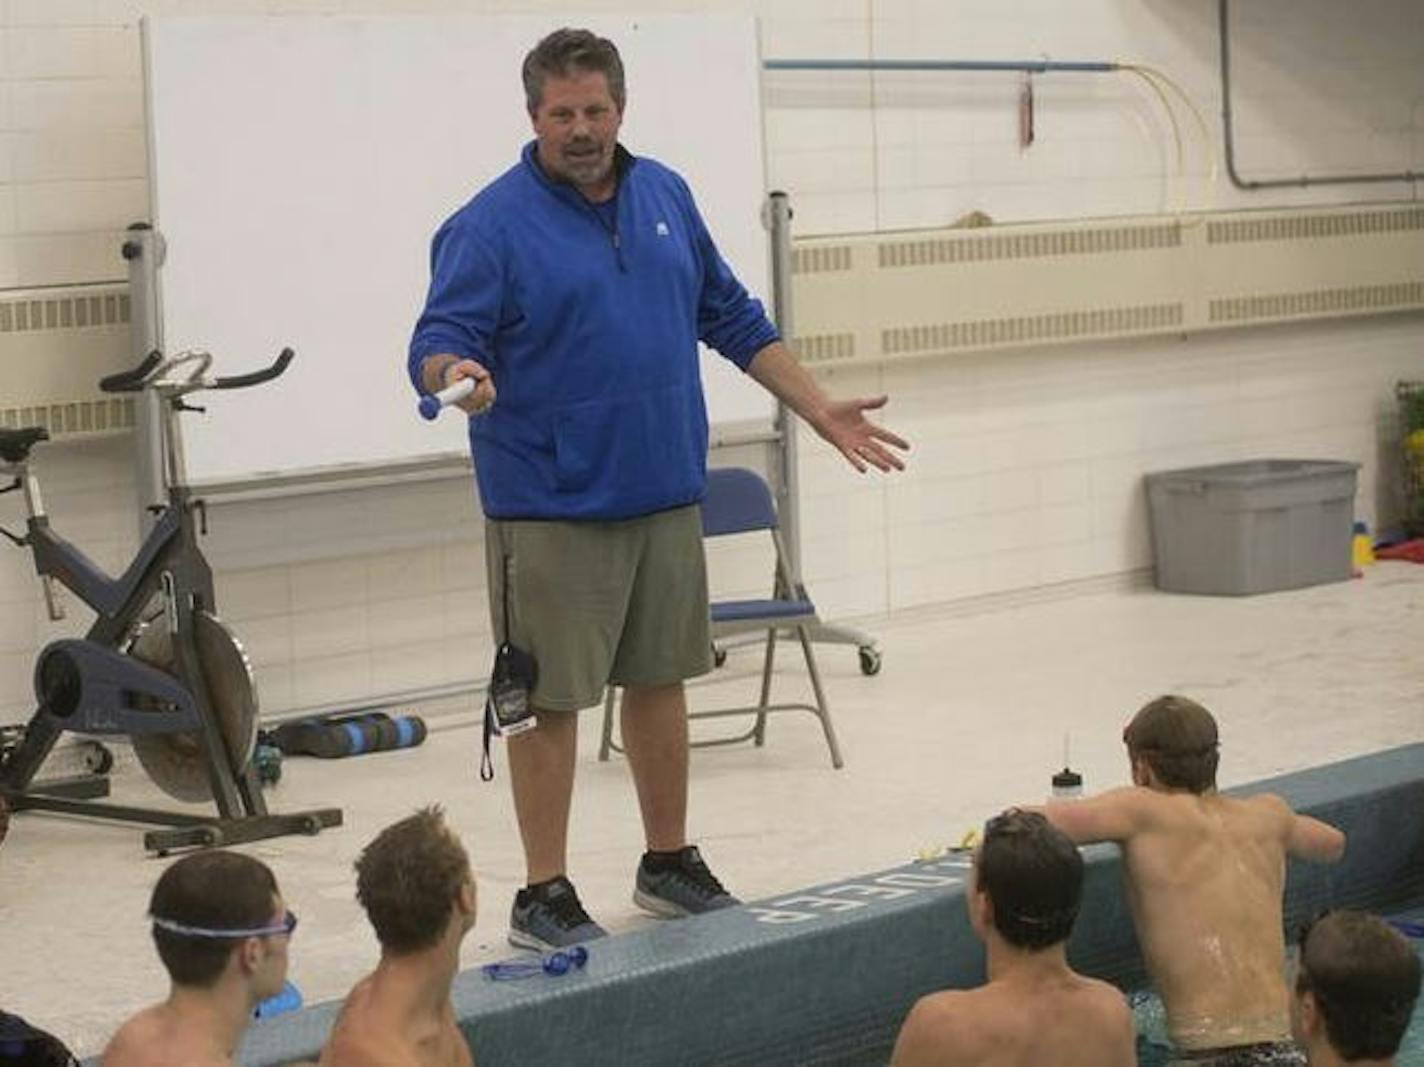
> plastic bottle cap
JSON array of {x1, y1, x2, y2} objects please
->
[{"x1": 1052, "y1": 767, "x2": 1083, "y2": 790}]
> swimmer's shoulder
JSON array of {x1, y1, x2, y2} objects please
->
[
  {"x1": 321, "y1": 1025, "x2": 421, "y2": 1067},
  {"x1": 99, "y1": 1015, "x2": 149, "y2": 1067},
  {"x1": 102, "y1": 1008, "x2": 205, "y2": 1067},
  {"x1": 892, "y1": 989, "x2": 993, "y2": 1066},
  {"x1": 1073, "y1": 974, "x2": 1135, "y2": 1026},
  {"x1": 1069, "y1": 976, "x2": 1137, "y2": 1064},
  {"x1": 1220, "y1": 790, "x2": 1296, "y2": 830},
  {"x1": 322, "y1": 991, "x2": 419, "y2": 1067}
]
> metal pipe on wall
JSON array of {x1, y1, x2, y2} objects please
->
[
  {"x1": 1218, "y1": 0, "x2": 1421, "y2": 191},
  {"x1": 764, "y1": 58, "x2": 1116, "y2": 74}
]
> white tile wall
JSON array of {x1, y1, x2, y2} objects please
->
[{"x1": 0, "y1": 0, "x2": 1421, "y2": 725}]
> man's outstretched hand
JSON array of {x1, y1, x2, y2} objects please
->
[{"x1": 814, "y1": 395, "x2": 909, "y2": 473}]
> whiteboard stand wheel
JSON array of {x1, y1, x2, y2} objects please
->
[{"x1": 858, "y1": 646, "x2": 882, "y2": 676}]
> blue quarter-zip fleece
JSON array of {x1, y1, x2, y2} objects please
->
[{"x1": 409, "y1": 142, "x2": 779, "y2": 521}]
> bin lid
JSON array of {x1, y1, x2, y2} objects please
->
[{"x1": 1147, "y1": 458, "x2": 1360, "y2": 490}]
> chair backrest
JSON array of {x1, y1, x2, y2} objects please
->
[{"x1": 701, "y1": 467, "x2": 778, "y2": 537}]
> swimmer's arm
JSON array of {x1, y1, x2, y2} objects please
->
[
  {"x1": 889, "y1": 996, "x2": 971, "y2": 1067},
  {"x1": 319, "y1": 1035, "x2": 422, "y2": 1067},
  {"x1": 1031, "y1": 787, "x2": 1149, "y2": 845},
  {"x1": 1289, "y1": 813, "x2": 1345, "y2": 862},
  {"x1": 1264, "y1": 795, "x2": 1345, "y2": 863}
]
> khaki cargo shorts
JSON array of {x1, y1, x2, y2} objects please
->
[{"x1": 484, "y1": 504, "x2": 713, "y2": 711}]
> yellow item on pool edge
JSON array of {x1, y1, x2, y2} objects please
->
[
  {"x1": 1353, "y1": 529, "x2": 1376, "y2": 569},
  {"x1": 1406, "y1": 427, "x2": 1424, "y2": 459},
  {"x1": 914, "y1": 828, "x2": 980, "y2": 864}
]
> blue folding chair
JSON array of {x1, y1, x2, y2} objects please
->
[{"x1": 598, "y1": 467, "x2": 844, "y2": 769}]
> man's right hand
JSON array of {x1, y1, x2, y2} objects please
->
[
  {"x1": 423, "y1": 354, "x2": 496, "y2": 415},
  {"x1": 444, "y1": 358, "x2": 496, "y2": 415}
]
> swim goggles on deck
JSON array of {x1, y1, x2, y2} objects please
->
[{"x1": 482, "y1": 944, "x2": 589, "y2": 981}]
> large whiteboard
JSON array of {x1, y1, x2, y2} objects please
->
[{"x1": 144, "y1": 14, "x2": 772, "y2": 488}]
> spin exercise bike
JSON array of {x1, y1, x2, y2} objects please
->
[{"x1": 0, "y1": 348, "x2": 342, "y2": 853}]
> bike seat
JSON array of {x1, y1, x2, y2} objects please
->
[{"x1": 0, "y1": 427, "x2": 48, "y2": 464}]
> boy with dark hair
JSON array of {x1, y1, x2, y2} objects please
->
[
  {"x1": 102, "y1": 851, "x2": 295, "y2": 1067},
  {"x1": 321, "y1": 807, "x2": 476, "y2": 1067},
  {"x1": 1039, "y1": 695, "x2": 1347, "y2": 1066},
  {"x1": 891, "y1": 809, "x2": 1135, "y2": 1067},
  {"x1": 0, "y1": 1010, "x2": 80, "y2": 1067},
  {"x1": 1292, "y1": 911, "x2": 1421, "y2": 1066}
]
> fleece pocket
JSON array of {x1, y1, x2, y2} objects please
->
[{"x1": 551, "y1": 383, "x2": 705, "y2": 506}]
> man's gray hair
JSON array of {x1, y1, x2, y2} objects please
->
[{"x1": 522, "y1": 28, "x2": 626, "y2": 115}]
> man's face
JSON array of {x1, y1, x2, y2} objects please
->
[{"x1": 530, "y1": 69, "x2": 622, "y2": 197}]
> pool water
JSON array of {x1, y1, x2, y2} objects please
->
[{"x1": 1132, "y1": 918, "x2": 1424, "y2": 1066}]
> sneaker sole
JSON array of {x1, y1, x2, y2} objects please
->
[
  {"x1": 633, "y1": 886, "x2": 691, "y2": 919},
  {"x1": 507, "y1": 927, "x2": 557, "y2": 953}
]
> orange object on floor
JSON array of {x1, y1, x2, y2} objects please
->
[{"x1": 1375, "y1": 538, "x2": 1424, "y2": 563}]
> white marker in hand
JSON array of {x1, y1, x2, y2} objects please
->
[{"x1": 418, "y1": 377, "x2": 477, "y2": 420}]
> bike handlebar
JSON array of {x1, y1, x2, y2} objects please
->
[
  {"x1": 99, "y1": 350, "x2": 163, "y2": 393},
  {"x1": 97, "y1": 347, "x2": 294, "y2": 394},
  {"x1": 213, "y1": 347, "x2": 295, "y2": 390}
]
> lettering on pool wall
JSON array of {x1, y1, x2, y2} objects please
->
[{"x1": 747, "y1": 858, "x2": 971, "y2": 926}]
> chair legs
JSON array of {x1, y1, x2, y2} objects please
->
[
  {"x1": 796, "y1": 624, "x2": 843, "y2": 770},
  {"x1": 598, "y1": 686, "x2": 619, "y2": 762},
  {"x1": 753, "y1": 626, "x2": 776, "y2": 747},
  {"x1": 598, "y1": 625, "x2": 844, "y2": 769}
]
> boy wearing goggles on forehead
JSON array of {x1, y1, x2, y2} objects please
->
[{"x1": 102, "y1": 851, "x2": 300, "y2": 1067}]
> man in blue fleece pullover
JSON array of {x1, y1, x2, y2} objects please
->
[{"x1": 410, "y1": 27, "x2": 908, "y2": 951}]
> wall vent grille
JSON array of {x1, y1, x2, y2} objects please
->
[
  {"x1": 877, "y1": 223, "x2": 1182, "y2": 269},
  {"x1": 0, "y1": 288, "x2": 130, "y2": 333},
  {"x1": 791, "y1": 246, "x2": 853, "y2": 274},
  {"x1": 792, "y1": 204, "x2": 1424, "y2": 367},
  {"x1": 0, "y1": 397, "x2": 136, "y2": 436},
  {"x1": 791, "y1": 333, "x2": 857, "y2": 363},
  {"x1": 1207, "y1": 207, "x2": 1424, "y2": 246},
  {"x1": 1209, "y1": 282, "x2": 1424, "y2": 324},
  {"x1": 883, "y1": 304, "x2": 1184, "y2": 355}
]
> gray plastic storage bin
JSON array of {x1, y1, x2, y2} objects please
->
[{"x1": 1145, "y1": 459, "x2": 1360, "y2": 595}]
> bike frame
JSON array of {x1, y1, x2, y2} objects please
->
[{"x1": 0, "y1": 347, "x2": 341, "y2": 853}]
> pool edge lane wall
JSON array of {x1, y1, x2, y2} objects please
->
[{"x1": 224, "y1": 743, "x2": 1424, "y2": 1067}]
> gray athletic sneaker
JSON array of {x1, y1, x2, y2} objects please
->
[
  {"x1": 509, "y1": 875, "x2": 607, "y2": 951},
  {"x1": 633, "y1": 845, "x2": 740, "y2": 917}
]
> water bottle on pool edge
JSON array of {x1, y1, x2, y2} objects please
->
[{"x1": 1050, "y1": 733, "x2": 1083, "y2": 802}]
